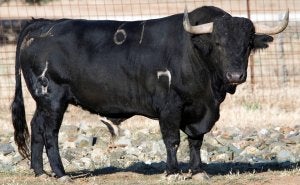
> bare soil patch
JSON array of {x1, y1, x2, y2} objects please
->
[{"x1": 0, "y1": 169, "x2": 299, "y2": 185}]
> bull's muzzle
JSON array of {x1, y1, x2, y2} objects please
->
[{"x1": 226, "y1": 71, "x2": 246, "y2": 84}]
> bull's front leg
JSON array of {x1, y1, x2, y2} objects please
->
[
  {"x1": 188, "y1": 135, "x2": 204, "y2": 174},
  {"x1": 188, "y1": 135, "x2": 209, "y2": 180},
  {"x1": 159, "y1": 107, "x2": 181, "y2": 175}
]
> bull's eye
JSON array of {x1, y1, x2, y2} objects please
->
[{"x1": 215, "y1": 42, "x2": 221, "y2": 47}]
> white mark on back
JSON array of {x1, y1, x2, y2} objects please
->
[
  {"x1": 157, "y1": 69, "x2": 171, "y2": 88},
  {"x1": 41, "y1": 61, "x2": 48, "y2": 78},
  {"x1": 41, "y1": 61, "x2": 49, "y2": 95},
  {"x1": 20, "y1": 35, "x2": 34, "y2": 50},
  {"x1": 139, "y1": 21, "x2": 146, "y2": 44},
  {"x1": 40, "y1": 25, "x2": 55, "y2": 37},
  {"x1": 114, "y1": 23, "x2": 127, "y2": 45},
  {"x1": 27, "y1": 38, "x2": 34, "y2": 46}
]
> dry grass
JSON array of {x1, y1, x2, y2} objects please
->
[
  {"x1": 1, "y1": 83, "x2": 299, "y2": 135},
  {"x1": 0, "y1": 167, "x2": 299, "y2": 185}
]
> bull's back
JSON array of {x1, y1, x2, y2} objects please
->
[{"x1": 19, "y1": 18, "x2": 180, "y2": 118}]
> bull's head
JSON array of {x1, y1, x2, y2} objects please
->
[{"x1": 183, "y1": 7, "x2": 289, "y2": 85}]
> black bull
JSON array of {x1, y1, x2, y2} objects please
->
[{"x1": 11, "y1": 6, "x2": 288, "y2": 179}]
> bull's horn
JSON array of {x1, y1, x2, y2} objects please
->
[
  {"x1": 254, "y1": 10, "x2": 289, "y2": 35},
  {"x1": 183, "y1": 6, "x2": 213, "y2": 34}
]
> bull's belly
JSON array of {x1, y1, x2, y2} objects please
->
[{"x1": 70, "y1": 86, "x2": 158, "y2": 119}]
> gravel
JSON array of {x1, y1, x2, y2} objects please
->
[{"x1": 0, "y1": 124, "x2": 299, "y2": 174}]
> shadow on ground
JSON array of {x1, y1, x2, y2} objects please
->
[{"x1": 69, "y1": 161, "x2": 300, "y2": 179}]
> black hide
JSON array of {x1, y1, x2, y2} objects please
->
[{"x1": 11, "y1": 6, "x2": 275, "y2": 177}]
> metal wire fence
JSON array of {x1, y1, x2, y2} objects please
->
[{"x1": 0, "y1": 0, "x2": 299, "y2": 116}]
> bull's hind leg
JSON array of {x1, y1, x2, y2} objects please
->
[
  {"x1": 30, "y1": 110, "x2": 47, "y2": 176},
  {"x1": 30, "y1": 86, "x2": 68, "y2": 178}
]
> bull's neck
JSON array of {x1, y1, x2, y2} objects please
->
[{"x1": 189, "y1": 46, "x2": 229, "y2": 105}]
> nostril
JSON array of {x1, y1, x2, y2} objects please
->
[
  {"x1": 238, "y1": 72, "x2": 244, "y2": 80},
  {"x1": 226, "y1": 72, "x2": 232, "y2": 80},
  {"x1": 226, "y1": 72, "x2": 245, "y2": 82}
]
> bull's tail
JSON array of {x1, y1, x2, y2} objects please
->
[{"x1": 11, "y1": 23, "x2": 31, "y2": 159}]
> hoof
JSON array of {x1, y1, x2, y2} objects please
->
[
  {"x1": 192, "y1": 172, "x2": 210, "y2": 181},
  {"x1": 58, "y1": 175, "x2": 73, "y2": 183},
  {"x1": 37, "y1": 173, "x2": 51, "y2": 182}
]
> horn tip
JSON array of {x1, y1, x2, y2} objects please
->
[
  {"x1": 284, "y1": 9, "x2": 289, "y2": 21},
  {"x1": 184, "y1": 5, "x2": 188, "y2": 15}
]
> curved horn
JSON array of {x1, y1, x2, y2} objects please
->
[
  {"x1": 183, "y1": 6, "x2": 213, "y2": 34},
  {"x1": 254, "y1": 10, "x2": 289, "y2": 35}
]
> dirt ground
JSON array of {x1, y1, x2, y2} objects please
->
[{"x1": 0, "y1": 169, "x2": 299, "y2": 185}]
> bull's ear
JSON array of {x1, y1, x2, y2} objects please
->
[{"x1": 253, "y1": 34, "x2": 274, "y2": 50}]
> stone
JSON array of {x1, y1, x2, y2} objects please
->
[
  {"x1": 204, "y1": 143, "x2": 219, "y2": 153},
  {"x1": 58, "y1": 176, "x2": 73, "y2": 183},
  {"x1": 0, "y1": 153, "x2": 13, "y2": 164},
  {"x1": 232, "y1": 140, "x2": 250, "y2": 150},
  {"x1": 126, "y1": 147, "x2": 141, "y2": 157},
  {"x1": 279, "y1": 127, "x2": 294, "y2": 134},
  {"x1": 62, "y1": 157, "x2": 71, "y2": 168},
  {"x1": 62, "y1": 148, "x2": 77, "y2": 162},
  {"x1": 61, "y1": 141, "x2": 76, "y2": 149},
  {"x1": 240, "y1": 146, "x2": 260, "y2": 156},
  {"x1": 286, "y1": 130, "x2": 299, "y2": 138},
  {"x1": 91, "y1": 148, "x2": 110, "y2": 167},
  {"x1": 114, "y1": 136, "x2": 131, "y2": 147},
  {"x1": 218, "y1": 146, "x2": 230, "y2": 153},
  {"x1": 203, "y1": 136, "x2": 221, "y2": 150},
  {"x1": 282, "y1": 138, "x2": 297, "y2": 145},
  {"x1": 0, "y1": 143, "x2": 15, "y2": 155},
  {"x1": 285, "y1": 134, "x2": 300, "y2": 144},
  {"x1": 138, "y1": 142, "x2": 152, "y2": 153},
  {"x1": 258, "y1": 128, "x2": 269, "y2": 137},
  {"x1": 91, "y1": 126, "x2": 112, "y2": 139},
  {"x1": 75, "y1": 135, "x2": 94, "y2": 148},
  {"x1": 79, "y1": 122, "x2": 91, "y2": 133},
  {"x1": 228, "y1": 144, "x2": 242, "y2": 155},
  {"x1": 110, "y1": 148, "x2": 126, "y2": 162},
  {"x1": 119, "y1": 129, "x2": 131, "y2": 138},
  {"x1": 12, "y1": 153, "x2": 23, "y2": 165},
  {"x1": 214, "y1": 153, "x2": 232, "y2": 162},
  {"x1": 200, "y1": 149, "x2": 209, "y2": 163},
  {"x1": 91, "y1": 148, "x2": 104, "y2": 161},
  {"x1": 259, "y1": 128, "x2": 269, "y2": 135},
  {"x1": 270, "y1": 144, "x2": 286, "y2": 154},
  {"x1": 192, "y1": 172, "x2": 210, "y2": 181},
  {"x1": 151, "y1": 140, "x2": 165, "y2": 156},
  {"x1": 132, "y1": 132, "x2": 148, "y2": 147},
  {"x1": 277, "y1": 150, "x2": 296, "y2": 163},
  {"x1": 60, "y1": 125, "x2": 79, "y2": 135},
  {"x1": 80, "y1": 157, "x2": 94, "y2": 169}
]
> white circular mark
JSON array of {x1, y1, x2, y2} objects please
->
[{"x1": 113, "y1": 29, "x2": 127, "y2": 45}]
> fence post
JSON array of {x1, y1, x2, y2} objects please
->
[
  {"x1": 247, "y1": 0, "x2": 255, "y2": 89},
  {"x1": 278, "y1": 15, "x2": 287, "y2": 85}
]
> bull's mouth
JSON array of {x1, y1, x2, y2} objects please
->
[{"x1": 228, "y1": 82, "x2": 240, "y2": 86}]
